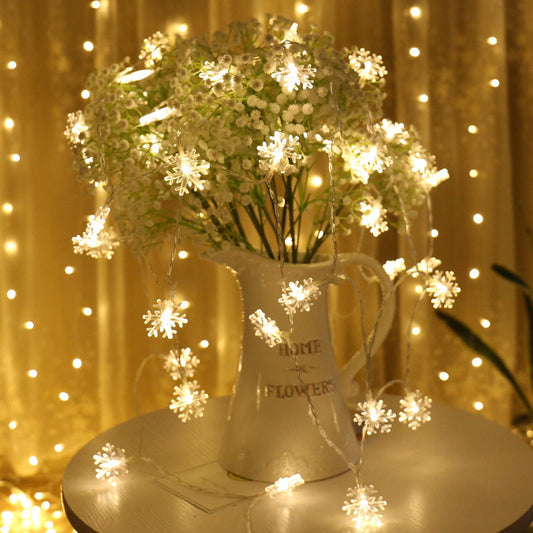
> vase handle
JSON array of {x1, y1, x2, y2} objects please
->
[{"x1": 335, "y1": 253, "x2": 395, "y2": 402}]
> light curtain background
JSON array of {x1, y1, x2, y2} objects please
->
[{"x1": 0, "y1": 0, "x2": 532, "y2": 515}]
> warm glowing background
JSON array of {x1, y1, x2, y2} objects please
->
[{"x1": 1, "y1": 0, "x2": 532, "y2": 530}]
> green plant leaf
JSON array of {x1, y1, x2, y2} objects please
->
[
  {"x1": 435, "y1": 310, "x2": 533, "y2": 421},
  {"x1": 492, "y1": 264, "x2": 533, "y2": 392}
]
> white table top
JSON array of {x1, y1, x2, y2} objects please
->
[{"x1": 62, "y1": 396, "x2": 533, "y2": 533}]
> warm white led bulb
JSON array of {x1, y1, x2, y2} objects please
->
[
  {"x1": 24, "y1": 321, "x2": 34, "y2": 330},
  {"x1": 473, "y1": 401, "x2": 484, "y2": 411},
  {"x1": 409, "y1": 47, "x2": 421, "y2": 57},
  {"x1": 83, "y1": 41, "x2": 94, "y2": 51},
  {"x1": 10, "y1": 153, "x2": 21, "y2": 162},
  {"x1": 487, "y1": 36, "x2": 498, "y2": 45},
  {"x1": 2, "y1": 202, "x2": 13, "y2": 214},
  {"x1": 4, "y1": 117, "x2": 14, "y2": 129},
  {"x1": 480, "y1": 318, "x2": 491, "y2": 328},
  {"x1": 469, "y1": 268, "x2": 480, "y2": 279},
  {"x1": 178, "y1": 250, "x2": 188, "y2": 259},
  {"x1": 411, "y1": 326, "x2": 421, "y2": 336},
  {"x1": 6, "y1": 289, "x2": 16, "y2": 300},
  {"x1": 468, "y1": 125, "x2": 478, "y2": 134},
  {"x1": 29, "y1": 456, "x2": 38, "y2": 466},
  {"x1": 472, "y1": 357, "x2": 482, "y2": 367},
  {"x1": 65, "y1": 265, "x2": 75, "y2": 274},
  {"x1": 431, "y1": 228, "x2": 439, "y2": 238},
  {"x1": 469, "y1": 169, "x2": 479, "y2": 178},
  {"x1": 177, "y1": 23, "x2": 188, "y2": 34},
  {"x1": 81, "y1": 89, "x2": 91, "y2": 99},
  {"x1": 438, "y1": 371, "x2": 449, "y2": 381},
  {"x1": 5, "y1": 240, "x2": 18, "y2": 253},
  {"x1": 296, "y1": 3, "x2": 309, "y2": 14},
  {"x1": 418, "y1": 93, "x2": 429, "y2": 103},
  {"x1": 473, "y1": 213, "x2": 484, "y2": 224},
  {"x1": 59, "y1": 392, "x2": 69, "y2": 401},
  {"x1": 311, "y1": 175, "x2": 323, "y2": 187},
  {"x1": 82, "y1": 307, "x2": 93, "y2": 316},
  {"x1": 27, "y1": 369, "x2": 38, "y2": 378},
  {"x1": 90, "y1": 0, "x2": 101, "y2": 7},
  {"x1": 409, "y1": 6, "x2": 422, "y2": 18},
  {"x1": 489, "y1": 78, "x2": 500, "y2": 87},
  {"x1": 54, "y1": 443, "x2": 64, "y2": 453},
  {"x1": 7, "y1": 60, "x2": 17, "y2": 70},
  {"x1": 199, "y1": 339, "x2": 209, "y2": 348},
  {"x1": 72, "y1": 358, "x2": 82, "y2": 368}
]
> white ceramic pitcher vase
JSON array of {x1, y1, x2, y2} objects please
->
[{"x1": 210, "y1": 248, "x2": 394, "y2": 483}]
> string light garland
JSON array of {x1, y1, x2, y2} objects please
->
[{"x1": 64, "y1": 17, "x2": 465, "y2": 532}]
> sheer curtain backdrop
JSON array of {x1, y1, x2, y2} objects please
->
[{"x1": 0, "y1": 0, "x2": 531, "y2": 509}]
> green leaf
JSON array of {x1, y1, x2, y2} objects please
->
[
  {"x1": 435, "y1": 310, "x2": 533, "y2": 421},
  {"x1": 492, "y1": 264, "x2": 533, "y2": 393}
]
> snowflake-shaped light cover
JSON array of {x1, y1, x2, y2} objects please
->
[
  {"x1": 65, "y1": 110, "x2": 88, "y2": 145},
  {"x1": 169, "y1": 380, "x2": 209, "y2": 422},
  {"x1": 378, "y1": 119, "x2": 409, "y2": 145},
  {"x1": 359, "y1": 198, "x2": 389, "y2": 237},
  {"x1": 353, "y1": 396, "x2": 396, "y2": 435},
  {"x1": 342, "y1": 484, "x2": 387, "y2": 531},
  {"x1": 279, "y1": 278, "x2": 321, "y2": 315},
  {"x1": 425, "y1": 270, "x2": 461, "y2": 309},
  {"x1": 271, "y1": 56, "x2": 316, "y2": 92},
  {"x1": 349, "y1": 47, "x2": 388, "y2": 85},
  {"x1": 265, "y1": 473, "x2": 305, "y2": 497},
  {"x1": 249, "y1": 309, "x2": 285, "y2": 347},
  {"x1": 139, "y1": 105, "x2": 176, "y2": 126},
  {"x1": 409, "y1": 256, "x2": 442, "y2": 277},
  {"x1": 93, "y1": 443, "x2": 128, "y2": 486},
  {"x1": 164, "y1": 149, "x2": 210, "y2": 196},
  {"x1": 257, "y1": 130, "x2": 302, "y2": 175},
  {"x1": 72, "y1": 206, "x2": 120, "y2": 259},
  {"x1": 399, "y1": 390, "x2": 432, "y2": 430},
  {"x1": 143, "y1": 298, "x2": 188, "y2": 339},
  {"x1": 163, "y1": 347, "x2": 200, "y2": 380},
  {"x1": 383, "y1": 258, "x2": 406, "y2": 281},
  {"x1": 139, "y1": 31, "x2": 170, "y2": 67},
  {"x1": 199, "y1": 58, "x2": 232, "y2": 85}
]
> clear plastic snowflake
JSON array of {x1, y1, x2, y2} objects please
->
[
  {"x1": 349, "y1": 47, "x2": 388, "y2": 85},
  {"x1": 359, "y1": 198, "x2": 389, "y2": 237},
  {"x1": 377, "y1": 119, "x2": 409, "y2": 145},
  {"x1": 163, "y1": 347, "x2": 199, "y2": 380},
  {"x1": 342, "y1": 484, "x2": 387, "y2": 531},
  {"x1": 199, "y1": 59, "x2": 231, "y2": 84},
  {"x1": 64, "y1": 110, "x2": 88, "y2": 145},
  {"x1": 425, "y1": 270, "x2": 461, "y2": 309},
  {"x1": 164, "y1": 149, "x2": 210, "y2": 196},
  {"x1": 279, "y1": 278, "x2": 321, "y2": 315},
  {"x1": 271, "y1": 56, "x2": 316, "y2": 92},
  {"x1": 169, "y1": 380, "x2": 209, "y2": 422},
  {"x1": 257, "y1": 130, "x2": 302, "y2": 174},
  {"x1": 282, "y1": 22, "x2": 303, "y2": 45},
  {"x1": 409, "y1": 256, "x2": 442, "y2": 277},
  {"x1": 143, "y1": 298, "x2": 188, "y2": 339},
  {"x1": 353, "y1": 396, "x2": 396, "y2": 435},
  {"x1": 265, "y1": 473, "x2": 305, "y2": 496},
  {"x1": 93, "y1": 442, "x2": 128, "y2": 486},
  {"x1": 72, "y1": 206, "x2": 120, "y2": 259},
  {"x1": 399, "y1": 390, "x2": 432, "y2": 430},
  {"x1": 139, "y1": 31, "x2": 170, "y2": 67},
  {"x1": 383, "y1": 258, "x2": 406, "y2": 281},
  {"x1": 249, "y1": 309, "x2": 285, "y2": 347}
]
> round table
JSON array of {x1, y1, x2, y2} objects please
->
[{"x1": 62, "y1": 396, "x2": 533, "y2": 533}]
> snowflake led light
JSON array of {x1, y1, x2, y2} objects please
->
[
  {"x1": 139, "y1": 106, "x2": 176, "y2": 126},
  {"x1": 383, "y1": 258, "x2": 406, "y2": 281},
  {"x1": 257, "y1": 130, "x2": 302, "y2": 175},
  {"x1": 139, "y1": 31, "x2": 170, "y2": 67},
  {"x1": 425, "y1": 270, "x2": 461, "y2": 309},
  {"x1": 169, "y1": 380, "x2": 209, "y2": 422},
  {"x1": 271, "y1": 56, "x2": 316, "y2": 92},
  {"x1": 349, "y1": 48, "x2": 388, "y2": 85},
  {"x1": 199, "y1": 59, "x2": 232, "y2": 84},
  {"x1": 164, "y1": 149, "x2": 210, "y2": 196},
  {"x1": 359, "y1": 198, "x2": 389, "y2": 237},
  {"x1": 399, "y1": 390, "x2": 432, "y2": 430},
  {"x1": 143, "y1": 298, "x2": 188, "y2": 339},
  {"x1": 163, "y1": 347, "x2": 200, "y2": 380},
  {"x1": 425, "y1": 168, "x2": 450, "y2": 189},
  {"x1": 265, "y1": 474, "x2": 305, "y2": 496},
  {"x1": 377, "y1": 119, "x2": 409, "y2": 145},
  {"x1": 64, "y1": 110, "x2": 88, "y2": 145},
  {"x1": 353, "y1": 396, "x2": 396, "y2": 435},
  {"x1": 409, "y1": 256, "x2": 442, "y2": 277},
  {"x1": 249, "y1": 309, "x2": 285, "y2": 347},
  {"x1": 93, "y1": 443, "x2": 128, "y2": 485},
  {"x1": 279, "y1": 278, "x2": 321, "y2": 315},
  {"x1": 282, "y1": 22, "x2": 303, "y2": 45},
  {"x1": 72, "y1": 206, "x2": 119, "y2": 259},
  {"x1": 342, "y1": 484, "x2": 387, "y2": 531}
]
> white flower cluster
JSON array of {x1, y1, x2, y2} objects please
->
[{"x1": 67, "y1": 17, "x2": 449, "y2": 261}]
